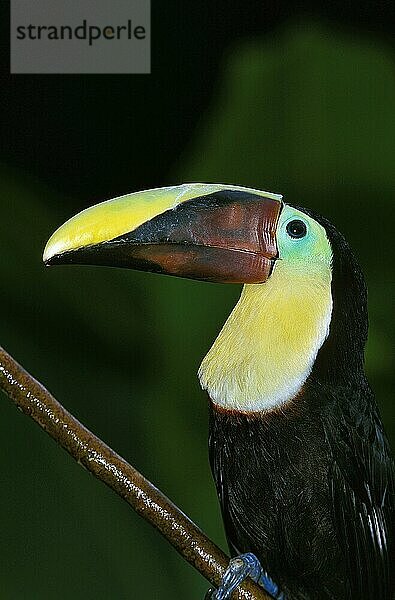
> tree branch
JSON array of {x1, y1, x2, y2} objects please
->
[{"x1": 0, "y1": 346, "x2": 270, "y2": 600}]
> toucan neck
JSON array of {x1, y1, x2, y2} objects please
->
[
  {"x1": 303, "y1": 209, "x2": 369, "y2": 390},
  {"x1": 198, "y1": 261, "x2": 333, "y2": 413}
]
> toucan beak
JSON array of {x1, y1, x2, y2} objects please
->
[{"x1": 43, "y1": 183, "x2": 283, "y2": 284}]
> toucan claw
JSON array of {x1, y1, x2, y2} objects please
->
[{"x1": 205, "y1": 553, "x2": 285, "y2": 600}]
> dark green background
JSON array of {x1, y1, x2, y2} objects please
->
[{"x1": 1, "y1": 4, "x2": 394, "y2": 598}]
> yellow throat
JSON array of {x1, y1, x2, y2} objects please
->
[{"x1": 198, "y1": 259, "x2": 333, "y2": 412}]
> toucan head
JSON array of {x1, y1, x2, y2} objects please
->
[{"x1": 44, "y1": 184, "x2": 367, "y2": 412}]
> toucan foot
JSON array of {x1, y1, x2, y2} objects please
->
[{"x1": 205, "y1": 553, "x2": 285, "y2": 600}]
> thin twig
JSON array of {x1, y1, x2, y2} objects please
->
[{"x1": 0, "y1": 346, "x2": 270, "y2": 600}]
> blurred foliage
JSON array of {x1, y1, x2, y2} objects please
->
[{"x1": 0, "y1": 22, "x2": 394, "y2": 599}]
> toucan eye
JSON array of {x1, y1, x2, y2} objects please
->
[{"x1": 286, "y1": 219, "x2": 307, "y2": 239}]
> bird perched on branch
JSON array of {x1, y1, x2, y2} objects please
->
[{"x1": 44, "y1": 184, "x2": 394, "y2": 600}]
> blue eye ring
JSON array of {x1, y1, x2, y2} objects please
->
[{"x1": 286, "y1": 219, "x2": 307, "y2": 239}]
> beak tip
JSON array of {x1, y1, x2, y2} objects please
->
[
  {"x1": 43, "y1": 250, "x2": 65, "y2": 267},
  {"x1": 43, "y1": 243, "x2": 60, "y2": 266},
  {"x1": 42, "y1": 248, "x2": 52, "y2": 265},
  {"x1": 43, "y1": 236, "x2": 64, "y2": 265}
]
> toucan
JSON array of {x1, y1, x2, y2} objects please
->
[{"x1": 43, "y1": 184, "x2": 394, "y2": 600}]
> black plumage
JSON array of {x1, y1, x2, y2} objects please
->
[{"x1": 208, "y1": 209, "x2": 394, "y2": 600}]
